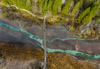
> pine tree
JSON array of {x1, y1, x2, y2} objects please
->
[
  {"x1": 78, "y1": 7, "x2": 90, "y2": 23},
  {"x1": 17, "y1": 0, "x2": 27, "y2": 9},
  {"x1": 47, "y1": 0, "x2": 54, "y2": 12},
  {"x1": 83, "y1": 0, "x2": 92, "y2": 9},
  {"x1": 38, "y1": 0, "x2": 45, "y2": 5},
  {"x1": 82, "y1": 5, "x2": 100, "y2": 24},
  {"x1": 2, "y1": 0, "x2": 12, "y2": 5},
  {"x1": 10, "y1": 0, "x2": 17, "y2": 5},
  {"x1": 62, "y1": 0, "x2": 73, "y2": 15},
  {"x1": 52, "y1": 0, "x2": 62, "y2": 15},
  {"x1": 26, "y1": 0, "x2": 32, "y2": 11},
  {"x1": 42, "y1": 0, "x2": 48, "y2": 16},
  {"x1": 71, "y1": 0, "x2": 83, "y2": 16},
  {"x1": 9, "y1": 0, "x2": 32, "y2": 11}
]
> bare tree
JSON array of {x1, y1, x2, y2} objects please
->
[{"x1": 43, "y1": 16, "x2": 47, "y2": 69}]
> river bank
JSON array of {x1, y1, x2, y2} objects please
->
[
  {"x1": 0, "y1": 1, "x2": 100, "y2": 69},
  {"x1": 1, "y1": 1, "x2": 100, "y2": 39},
  {"x1": 0, "y1": 43, "x2": 96, "y2": 69}
]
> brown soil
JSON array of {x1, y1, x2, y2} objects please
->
[{"x1": 0, "y1": 43, "x2": 95, "y2": 69}]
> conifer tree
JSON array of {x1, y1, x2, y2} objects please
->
[
  {"x1": 82, "y1": 5, "x2": 100, "y2": 24},
  {"x1": 52, "y1": 0, "x2": 62, "y2": 15},
  {"x1": 47, "y1": 0, "x2": 54, "y2": 12},
  {"x1": 83, "y1": 0, "x2": 92, "y2": 9},
  {"x1": 10, "y1": 0, "x2": 17, "y2": 5},
  {"x1": 71, "y1": 0, "x2": 83, "y2": 16},
  {"x1": 78, "y1": 7, "x2": 90, "y2": 23},
  {"x1": 38, "y1": 0, "x2": 45, "y2": 5},
  {"x1": 26, "y1": 0, "x2": 32, "y2": 11},
  {"x1": 1, "y1": 0, "x2": 11, "y2": 5},
  {"x1": 2, "y1": 0, "x2": 100, "y2": 24},
  {"x1": 62, "y1": 0, "x2": 73, "y2": 15},
  {"x1": 42, "y1": 0, "x2": 48, "y2": 16}
]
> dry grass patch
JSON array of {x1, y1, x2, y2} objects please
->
[{"x1": 0, "y1": 43, "x2": 96, "y2": 69}]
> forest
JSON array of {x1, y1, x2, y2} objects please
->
[{"x1": 1, "y1": 0, "x2": 100, "y2": 39}]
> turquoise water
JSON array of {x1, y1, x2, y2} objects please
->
[{"x1": 0, "y1": 22, "x2": 100, "y2": 59}]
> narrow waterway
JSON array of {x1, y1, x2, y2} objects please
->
[{"x1": 0, "y1": 20, "x2": 100, "y2": 59}]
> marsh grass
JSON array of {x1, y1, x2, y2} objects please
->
[{"x1": 0, "y1": 43, "x2": 95, "y2": 69}]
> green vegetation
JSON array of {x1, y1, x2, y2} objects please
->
[
  {"x1": 1, "y1": 0, "x2": 11, "y2": 5},
  {"x1": 82, "y1": 5, "x2": 100, "y2": 24},
  {"x1": 47, "y1": 0, "x2": 54, "y2": 12},
  {"x1": 62, "y1": 0, "x2": 73, "y2": 15},
  {"x1": 71, "y1": 0, "x2": 83, "y2": 16},
  {"x1": 1, "y1": 0, "x2": 100, "y2": 39},
  {"x1": 42, "y1": 0, "x2": 48, "y2": 16},
  {"x1": 2, "y1": 0, "x2": 32, "y2": 11},
  {"x1": 52, "y1": 0, "x2": 62, "y2": 15},
  {"x1": 1, "y1": 0, "x2": 100, "y2": 25},
  {"x1": 2, "y1": 0, "x2": 100, "y2": 22},
  {"x1": 78, "y1": 7, "x2": 90, "y2": 23}
]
